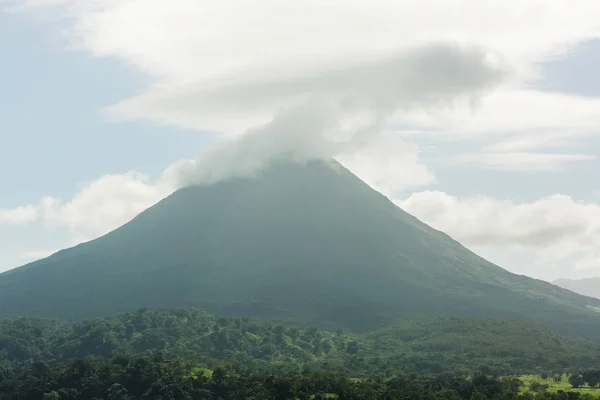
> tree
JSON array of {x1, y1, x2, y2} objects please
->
[
  {"x1": 582, "y1": 370, "x2": 600, "y2": 388},
  {"x1": 529, "y1": 381, "x2": 543, "y2": 392},
  {"x1": 43, "y1": 392, "x2": 61, "y2": 400},
  {"x1": 346, "y1": 341, "x2": 359, "y2": 355},
  {"x1": 470, "y1": 392, "x2": 486, "y2": 400},
  {"x1": 107, "y1": 383, "x2": 130, "y2": 400},
  {"x1": 501, "y1": 376, "x2": 523, "y2": 394},
  {"x1": 569, "y1": 374, "x2": 585, "y2": 388}
]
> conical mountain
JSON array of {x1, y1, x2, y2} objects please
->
[{"x1": 1, "y1": 160, "x2": 599, "y2": 335}]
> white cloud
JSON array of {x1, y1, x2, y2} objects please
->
[
  {"x1": 19, "y1": 0, "x2": 600, "y2": 82},
  {"x1": 395, "y1": 88, "x2": 600, "y2": 169},
  {"x1": 482, "y1": 133, "x2": 578, "y2": 153},
  {"x1": 40, "y1": 168, "x2": 180, "y2": 239},
  {"x1": 406, "y1": 90, "x2": 600, "y2": 142},
  {"x1": 15, "y1": 0, "x2": 600, "y2": 173},
  {"x1": 398, "y1": 191, "x2": 600, "y2": 278},
  {"x1": 137, "y1": 42, "x2": 502, "y2": 187},
  {"x1": 106, "y1": 43, "x2": 507, "y2": 135},
  {"x1": 337, "y1": 135, "x2": 436, "y2": 196},
  {"x1": 20, "y1": 249, "x2": 58, "y2": 261},
  {"x1": 0, "y1": 205, "x2": 38, "y2": 226},
  {"x1": 449, "y1": 152, "x2": 595, "y2": 171}
]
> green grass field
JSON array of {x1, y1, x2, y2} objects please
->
[
  {"x1": 517, "y1": 374, "x2": 600, "y2": 397},
  {"x1": 190, "y1": 367, "x2": 214, "y2": 379}
]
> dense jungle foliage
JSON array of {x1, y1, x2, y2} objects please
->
[
  {"x1": 4, "y1": 357, "x2": 600, "y2": 400},
  {"x1": 2, "y1": 308, "x2": 600, "y2": 399}
]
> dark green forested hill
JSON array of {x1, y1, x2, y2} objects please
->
[
  {"x1": 2, "y1": 308, "x2": 600, "y2": 376},
  {"x1": 2, "y1": 309, "x2": 600, "y2": 399},
  {"x1": 1, "y1": 160, "x2": 599, "y2": 337}
]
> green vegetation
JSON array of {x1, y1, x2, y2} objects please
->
[
  {"x1": 2, "y1": 308, "x2": 600, "y2": 377},
  {"x1": 2, "y1": 161, "x2": 600, "y2": 398},
  {"x1": 2, "y1": 308, "x2": 600, "y2": 398},
  {"x1": 4, "y1": 359, "x2": 600, "y2": 399},
  {"x1": 518, "y1": 373, "x2": 600, "y2": 396},
  {"x1": 1, "y1": 161, "x2": 600, "y2": 339},
  {"x1": 369, "y1": 318, "x2": 600, "y2": 375},
  {"x1": 0, "y1": 357, "x2": 555, "y2": 400}
]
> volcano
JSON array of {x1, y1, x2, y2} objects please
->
[{"x1": 1, "y1": 160, "x2": 599, "y2": 335}]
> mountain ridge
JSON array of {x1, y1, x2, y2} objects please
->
[
  {"x1": 553, "y1": 277, "x2": 600, "y2": 300},
  {"x1": 1, "y1": 160, "x2": 599, "y2": 336}
]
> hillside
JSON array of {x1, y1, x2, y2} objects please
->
[
  {"x1": 2, "y1": 308, "x2": 600, "y2": 375},
  {"x1": 1, "y1": 160, "x2": 599, "y2": 336},
  {"x1": 554, "y1": 278, "x2": 600, "y2": 300}
]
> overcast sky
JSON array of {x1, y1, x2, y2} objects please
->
[{"x1": 1, "y1": 0, "x2": 599, "y2": 281}]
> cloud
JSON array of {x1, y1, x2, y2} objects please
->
[
  {"x1": 399, "y1": 191, "x2": 600, "y2": 277},
  {"x1": 1, "y1": 173, "x2": 181, "y2": 255},
  {"x1": 407, "y1": 90, "x2": 600, "y2": 142},
  {"x1": 13, "y1": 0, "x2": 600, "y2": 175},
  {"x1": 20, "y1": 249, "x2": 58, "y2": 261},
  {"x1": 395, "y1": 89, "x2": 600, "y2": 169},
  {"x1": 150, "y1": 43, "x2": 506, "y2": 186},
  {"x1": 107, "y1": 43, "x2": 507, "y2": 134},
  {"x1": 336, "y1": 135, "x2": 436, "y2": 196},
  {"x1": 0, "y1": 205, "x2": 38, "y2": 226},
  {"x1": 18, "y1": 0, "x2": 600, "y2": 82},
  {"x1": 13, "y1": 0, "x2": 600, "y2": 180},
  {"x1": 40, "y1": 168, "x2": 180, "y2": 239},
  {"x1": 449, "y1": 152, "x2": 594, "y2": 171},
  {"x1": 482, "y1": 133, "x2": 579, "y2": 153}
]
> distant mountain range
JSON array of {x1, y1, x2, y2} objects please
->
[
  {"x1": 553, "y1": 277, "x2": 600, "y2": 300},
  {"x1": 1, "y1": 160, "x2": 600, "y2": 337}
]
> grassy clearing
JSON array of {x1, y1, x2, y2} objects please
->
[
  {"x1": 190, "y1": 367, "x2": 213, "y2": 379},
  {"x1": 518, "y1": 374, "x2": 600, "y2": 396}
]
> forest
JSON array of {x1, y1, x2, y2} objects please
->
[{"x1": 2, "y1": 308, "x2": 600, "y2": 399}]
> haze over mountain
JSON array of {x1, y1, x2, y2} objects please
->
[
  {"x1": 553, "y1": 277, "x2": 600, "y2": 300},
  {"x1": 1, "y1": 160, "x2": 599, "y2": 336}
]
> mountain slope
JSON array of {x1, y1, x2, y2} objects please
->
[
  {"x1": 1, "y1": 160, "x2": 599, "y2": 335},
  {"x1": 553, "y1": 278, "x2": 600, "y2": 300},
  {"x1": 3, "y1": 308, "x2": 600, "y2": 375}
]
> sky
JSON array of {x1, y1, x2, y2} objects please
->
[{"x1": 1, "y1": 0, "x2": 599, "y2": 281}]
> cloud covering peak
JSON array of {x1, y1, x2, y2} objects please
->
[{"x1": 155, "y1": 42, "x2": 507, "y2": 186}]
